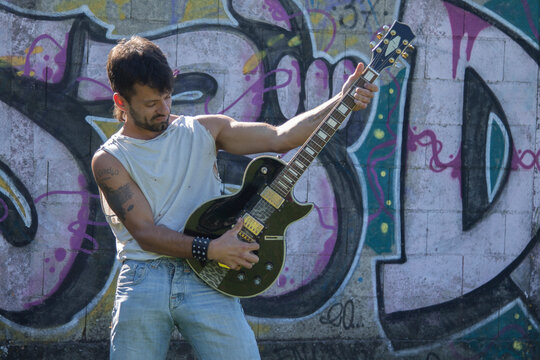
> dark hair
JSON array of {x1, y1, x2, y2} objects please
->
[{"x1": 106, "y1": 36, "x2": 174, "y2": 120}]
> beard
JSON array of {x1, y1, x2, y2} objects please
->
[{"x1": 129, "y1": 106, "x2": 170, "y2": 133}]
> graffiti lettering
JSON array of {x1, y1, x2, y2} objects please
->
[{"x1": 319, "y1": 299, "x2": 359, "y2": 330}]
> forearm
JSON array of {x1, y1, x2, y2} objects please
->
[
  {"x1": 133, "y1": 224, "x2": 194, "y2": 258},
  {"x1": 275, "y1": 93, "x2": 342, "y2": 152}
]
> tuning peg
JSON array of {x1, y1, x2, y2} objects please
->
[
  {"x1": 382, "y1": 25, "x2": 390, "y2": 32},
  {"x1": 407, "y1": 44, "x2": 415, "y2": 52},
  {"x1": 402, "y1": 52, "x2": 409, "y2": 59},
  {"x1": 369, "y1": 41, "x2": 377, "y2": 49},
  {"x1": 376, "y1": 32, "x2": 383, "y2": 39},
  {"x1": 389, "y1": 58, "x2": 395, "y2": 64}
]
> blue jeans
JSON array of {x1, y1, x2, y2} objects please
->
[{"x1": 110, "y1": 258, "x2": 260, "y2": 360}]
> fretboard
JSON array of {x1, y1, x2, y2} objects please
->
[{"x1": 270, "y1": 66, "x2": 379, "y2": 197}]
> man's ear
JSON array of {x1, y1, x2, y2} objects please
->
[{"x1": 113, "y1": 93, "x2": 127, "y2": 110}]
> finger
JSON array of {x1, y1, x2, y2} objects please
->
[
  {"x1": 230, "y1": 217, "x2": 244, "y2": 234},
  {"x1": 364, "y1": 82, "x2": 379, "y2": 92},
  {"x1": 244, "y1": 252, "x2": 259, "y2": 264},
  {"x1": 244, "y1": 242, "x2": 260, "y2": 251},
  {"x1": 353, "y1": 62, "x2": 365, "y2": 79}
]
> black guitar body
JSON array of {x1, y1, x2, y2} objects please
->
[{"x1": 184, "y1": 155, "x2": 313, "y2": 297}]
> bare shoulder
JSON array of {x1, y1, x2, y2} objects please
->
[
  {"x1": 91, "y1": 150, "x2": 123, "y2": 183},
  {"x1": 194, "y1": 114, "x2": 234, "y2": 139}
]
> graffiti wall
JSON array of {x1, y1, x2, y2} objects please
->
[{"x1": 0, "y1": 0, "x2": 538, "y2": 358}]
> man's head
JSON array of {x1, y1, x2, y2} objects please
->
[{"x1": 106, "y1": 36, "x2": 174, "y2": 122}]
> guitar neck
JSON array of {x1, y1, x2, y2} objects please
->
[{"x1": 270, "y1": 65, "x2": 380, "y2": 197}]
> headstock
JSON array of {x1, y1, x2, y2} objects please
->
[{"x1": 367, "y1": 20, "x2": 416, "y2": 74}]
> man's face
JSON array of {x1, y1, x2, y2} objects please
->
[{"x1": 124, "y1": 83, "x2": 172, "y2": 133}]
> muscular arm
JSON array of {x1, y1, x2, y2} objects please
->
[
  {"x1": 199, "y1": 62, "x2": 378, "y2": 155},
  {"x1": 92, "y1": 150, "x2": 259, "y2": 268}
]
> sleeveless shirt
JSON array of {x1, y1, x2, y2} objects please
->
[{"x1": 98, "y1": 116, "x2": 221, "y2": 261}]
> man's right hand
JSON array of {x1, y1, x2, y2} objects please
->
[{"x1": 206, "y1": 218, "x2": 260, "y2": 270}]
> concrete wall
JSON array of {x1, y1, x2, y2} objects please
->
[{"x1": 0, "y1": 0, "x2": 538, "y2": 358}]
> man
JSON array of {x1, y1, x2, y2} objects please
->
[{"x1": 92, "y1": 36, "x2": 378, "y2": 359}]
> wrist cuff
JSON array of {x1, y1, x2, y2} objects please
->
[{"x1": 192, "y1": 237, "x2": 210, "y2": 261}]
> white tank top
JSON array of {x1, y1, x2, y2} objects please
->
[{"x1": 99, "y1": 116, "x2": 221, "y2": 261}]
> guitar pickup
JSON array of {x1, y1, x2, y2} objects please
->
[
  {"x1": 243, "y1": 213, "x2": 264, "y2": 236},
  {"x1": 260, "y1": 186, "x2": 285, "y2": 209}
]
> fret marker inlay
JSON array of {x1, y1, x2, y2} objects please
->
[
  {"x1": 317, "y1": 130, "x2": 328, "y2": 140},
  {"x1": 337, "y1": 103, "x2": 349, "y2": 114}
]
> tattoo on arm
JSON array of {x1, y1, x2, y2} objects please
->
[
  {"x1": 95, "y1": 167, "x2": 120, "y2": 182},
  {"x1": 102, "y1": 183, "x2": 134, "y2": 222}
]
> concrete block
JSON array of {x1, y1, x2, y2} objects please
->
[
  {"x1": 404, "y1": 167, "x2": 462, "y2": 212},
  {"x1": 462, "y1": 253, "x2": 516, "y2": 293},
  {"x1": 503, "y1": 38, "x2": 539, "y2": 83},
  {"x1": 427, "y1": 210, "x2": 506, "y2": 255},
  {"x1": 382, "y1": 254, "x2": 464, "y2": 313},
  {"x1": 403, "y1": 209, "x2": 428, "y2": 255}
]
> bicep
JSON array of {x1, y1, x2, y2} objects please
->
[
  {"x1": 196, "y1": 115, "x2": 280, "y2": 155},
  {"x1": 92, "y1": 151, "x2": 154, "y2": 233}
]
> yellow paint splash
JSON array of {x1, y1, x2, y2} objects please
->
[
  {"x1": 288, "y1": 35, "x2": 301, "y2": 47},
  {"x1": 378, "y1": 114, "x2": 384, "y2": 120},
  {"x1": 113, "y1": 0, "x2": 130, "y2": 20},
  {"x1": 513, "y1": 340, "x2": 523, "y2": 351},
  {"x1": 374, "y1": 128, "x2": 385, "y2": 139},
  {"x1": 243, "y1": 51, "x2": 266, "y2": 75},
  {"x1": 386, "y1": 200, "x2": 392, "y2": 206},
  {"x1": 95, "y1": 120, "x2": 123, "y2": 139},
  {"x1": 389, "y1": 88, "x2": 394, "y2": 95},
  {"x1": 182, "y1": 0, "x2": 226, "y2": 22},
  {"x1": 267, "y1": 34, "x2": 285, "y2": 47},
  {"x1": 381, "y1": 222, "x2": 389, "y2": 234},
  {"x1": 56, "y1": 0, "x2": 108, "y2": 21},
  {"x1": 0, "y1": 178, "x2": 27, "y2": 219},
  {"x1": 345, "y1": 36, "x2": 359, "y2": 48},
  {"x1": 380, "y1": 170, "x2": 387, "y2": 177}
]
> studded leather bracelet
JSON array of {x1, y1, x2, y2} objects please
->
[{"x1": 192, "y1": 237, "x2": 210, "y2": 261}]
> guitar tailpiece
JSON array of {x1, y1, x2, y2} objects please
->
[{"x1": 192, "y1": 237, "x2": 210, "y2": 261}]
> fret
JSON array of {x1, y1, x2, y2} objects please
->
[
  {"x1": 287, "y1": 167, "x2": 300, "y2": 178},
  {"x1": 331, "y1": 111, "x2": 345, "y2": 122},
  {"x1": 282, "y1": 174, "x2": 294, "y2": 184},
  {"x1": 297, "y1": 152, "x2": 314, "y2": 166},
  {"x1": 293, "y1": 159, "x2": 306, "y2": 169},
  {"x1": 321, "y1": 123, "x2": 336, "y2": 137},
  {"x1": 316, "y1": 129, "x2": 329, "y2": 141},
  {"x1": 310, "y1": 136, "x2": 325, "y2": 150},
  {"x1": 326, "y1": 117, "x2": 339, "y2": 129},
  {"x1": 274, "y1": 180, "x2": 289, "y2": 194},
  {"x1": 343, "y1": 95, "x2": 356, "y2": 109},
  {"x1": 303, "y1": 145, "x2": 316, "y2": 157}
]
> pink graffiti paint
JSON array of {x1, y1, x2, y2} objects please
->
[
  {"x1": 205, "y1": 68, "x2": 290, "y2": 120},
  {"x1": 25, "y1": 175, "x2": 107, "y2": 309},
  {"x1": 23, "y1": 32, "x2": 69, "y2": 83},
  {"x1": 76, "y1": 77, "x2": 114, "y2": 101},
  {"x1": 521, "y1": 0, "x2": 539, "y2": 40},
  {"x1": 513, "y1": 147, "x2": 540, "y2": 170},
  {"x1": 407, "y1": 125, "x2": 462, "y2": 187},
  {"x1": 263, "y1": 0, "x2": 292, "y2": 29},
  {"x1": 443, "y1": 2, "x2": 491, "y2": 79},
  {"x1": 263, "y1": 0, "x2": 337, "y2": 52}
]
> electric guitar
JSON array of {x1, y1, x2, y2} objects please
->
[{"x1": 185, "y1": 20, "x2": 416, "y2": 297}]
